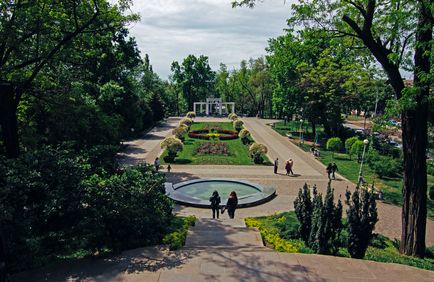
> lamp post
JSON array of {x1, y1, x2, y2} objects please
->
[
  {"x1": 299, "y1": 119, "x2": 304, "y2": 145},
  {"x1": 357, "y1": 139, "x2": 370, "y2": 187}
]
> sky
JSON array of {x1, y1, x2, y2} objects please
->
[{"x1": 125, "y1": 0, "x2": 292, "y2": 79}]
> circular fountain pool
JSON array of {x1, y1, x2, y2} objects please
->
[{"x1": 165, "y1": 178, "x2": 276, "y2": 208}]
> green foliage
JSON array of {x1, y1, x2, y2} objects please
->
[
  {"x1": 160, "y1": 136, "x2": 183, "y2": 161},
  {"x1": 179, "y1": 117, "x2": 193, "y2": 128},
  {"x1": 366, "y1": 150, "x2": 402, "y2": 178},
  {"x1": 228, "y1": 113, "x2": 238, "y2": 120},
  {"x1": 308, "y1": 183, "x2": 343, "y2": 255},
  {"x1": 429, "y1": 184, "x2": 434, "y2": 201},
  {"x1": 350, "y1": 140, "x2": 365, "y2": 162},
  {"x1": 238, "y1": 128, "x2": 251, "y2": 144},
  {"x1": 249, "y1": 143, "x2": 268, "y2": 164},
  {"x1": 172, "y1": 126, "x2": 188, "y2": 140},
  {"x1": 294, "y1": 183, "x2": 313, "y2": 243},
  {"x1": 162, "y1": 216, "x2": 196, "y2": 250},
  {"x1": 233, "y1": 119, "x2": 244, "y2": 131},
  {"x1": 186, "y1": 111, "x2": 196, "y2": 119},
  {"x1": 326, "y1": 137, "x2": 343, "y2": 153},
  {"x1": 345, "y1": 136, "x2": 359, "y2": 157},
  {"x1": 0, "y1": 145, "x2": 173, "y2": 272},
  {"x1": 345, "y1": 187, "x2": 378, "y2": 259}
]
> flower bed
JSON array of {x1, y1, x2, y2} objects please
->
[
  {"x1": 195, "y1": 142, "x2": 230, "y2": 155},
  {"x1": 188, "y1": 129, "x2": 238, "y2": 140}
]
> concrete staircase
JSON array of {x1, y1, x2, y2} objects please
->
[{"x1": 184, "y1": 217, "x2": 265, "y2": 251}]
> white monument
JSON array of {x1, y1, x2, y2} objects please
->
[{"x1": 193, "y1": 98, "x2": 235, "y2": 116}]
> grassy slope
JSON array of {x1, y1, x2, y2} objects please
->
[{"x1": 161, "y1": 122, "x2": 267, "y2": 165}]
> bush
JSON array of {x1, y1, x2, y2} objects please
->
[
  {"x1": 172, "y1": 126, "x2": 188, "y2": 140},
  {"x1": 367, "y1": 151, "x2": 402, "y2": 178},
  {"x1": 233, "y1": 119, "x2": 244, "y2": 131},
  {"x1": 179, "y1": 117, "x2": 193, "y2": 128},
  {"x1": 345, "y1": 187, "x2": 378, "y2": 259},
  {"x1": 326, "y1": 137, "x2": 343, "y2": 154},
  {"x1": 249, "y1": 143, "x2": 268, "y2": 164},
  {"x1": 162, "y1": 216, "x2": 195, "y2": 250},
  {"x1": 186, "y1": 111, "x2": 196, "y2": 119},
  {"x1": 308, "y1": 183, "x2": 343, "y2": 255},
  {"x1": 429, "y1": 184, "x2": 434, "y2": 200},
  {"x1": 345, "y1": 137, "x2": 359, "y2": 159},
  {"x1": 427, "y1": 160, "x2": 434, "y2": 176},
  {"x1": 228, "y1": 113, "x2": 238, "y2": 121},
  {"x1": 160, "y1": 136, "x2": 183, "y2": 161},
  {"x1": 294, "y1": 183, "x2": 313, "y2": 243},
  {"x1": 239, "y1": 129, "x2": 251, "y2": 144},
  {"x1": 81, "y1": 164, "x2": 173, "y2": 251},
  {"x1": 350, "y1": 140, "x2": 365, "y2": 162}
]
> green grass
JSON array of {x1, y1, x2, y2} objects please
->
[
  {"x1": 246, "y1": 212, "x2": 434, "y2": 271},
  {"x1": 272, "y1": 121, "x2": 325, "y2": 143},
  {"x1": 161, "y1": 122, "x2": 270, "y2": 165}
]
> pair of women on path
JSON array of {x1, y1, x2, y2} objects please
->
[{"x1": 209, "y1": 191, "x2": 238, "y2": 219}]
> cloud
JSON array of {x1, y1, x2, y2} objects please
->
[{"x1": 126, "y1": 0, "x2": 291, "y2": 79}]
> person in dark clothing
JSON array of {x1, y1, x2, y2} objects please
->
[
  {"x1": 332, "y1": 163, "x2": 338, "y2": 179},
  {"x1": 274, "y1": 158, "x2": 279, "y2": 174},
  {"x1": 326, "y1": 163, "x2": 333, "y2": 179},
  {"x1": 226, "y1": 191, "x2": 238, "y2": 219},
  {"x1": 209, "y1": 191, "x2": 221, "y2": 219}
]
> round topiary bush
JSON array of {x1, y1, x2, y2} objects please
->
[
  {"x1": 186, "y1": 111, "x2": 196, "y2": 119},
  {"x1": 172, "y1": 126, "x2": 188, "y2": 140},
  {"x1": 179, "y1": 117, "x2": 193, "y2": 128},
  {"x1": 228, "y1": 113, "x2": 238, "y2": 121},
  {"x1": 249, "y1": 143, "x2": 268, "y2": 164},
  {"x1": 233, "y1": 119, "x2": 244, "y2": 131},
  {"x1": 345, "y1": 136, "x2": 359, "y2": 158},
  {"x1": 239, "y1": 128, "x2": 251, "y2": 144},
  {"x1": 326, "y1": 137, "x2": 343, "y2": 158},
  {"x1": 160, "y1": 136, "x2": 183, "y2": 161}
]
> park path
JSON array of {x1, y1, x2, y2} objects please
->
[{"x1": 12, "y1": 117, "x2": 434, "y2": 281}]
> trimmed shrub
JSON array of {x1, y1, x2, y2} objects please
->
[
  {"x1": 162, "y1": 216, "x2": 196, "y2": 250},
  {"x1": 294, "y1": 183, "x2": 313, "y2": 243},
  {"x1": 179, "y1": 117, "x2": 193, "y2": 128},
  {"x1": 345, "y1": 136, "x2": 359, "y2": 159},
  {"x1": 233, "y1": 119, "x2": 244, "y2": 131},
  {"x1": 239, "y1": 128, "x2": 251, "y2": 144},
  {"x1": 172, "y1": 126, "x2": 188, "y2": 140},
  {"x1": 186, "y1": 111, "x2": 196, "y2": 119},
  {"x1": 160, "y1": 136, "x2": 183, "y2": 161},
  {"x1": 350, "y1": 140, "x2": 365, "y2": 162},
  {"x1": 228, "y1": 113, "x2": 238, "y2": 121},
  {"x1": 345, "y1": 187, "x2": 378, "y2": 259},
  {"x1": 249, "y1": 143, "x2": 268, "y2": 164},
  {"x1": 430, "y1": 184, "x2": 434, "y2": 201},
  {"x1": 326, "y1": 137, "x2": 343, "y2": 156}
]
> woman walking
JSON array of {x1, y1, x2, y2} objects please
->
[
  {"x1": 209, "y1": 191, "x2": 221, "y2": 219},
  {"x1": 226, "y1": 191, "x2": 238, "y2": 219}
]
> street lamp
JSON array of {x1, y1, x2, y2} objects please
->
[
  {"x1": 357, "y1": 139, "x2": 370, "y2": 187},
  {"x1": 299, "y1": 119, "x2": 304, "y2": 145}
]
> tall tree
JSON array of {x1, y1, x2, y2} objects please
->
[
  {"x1": 171, "y1": 55, "x2": 215, "y2": 111},
  {"x1": 0, "y1": 0, "x2": 136, "y2": 158},
  {"x1": 233, "y1": 0, "x2": 433, "y2": 257}
]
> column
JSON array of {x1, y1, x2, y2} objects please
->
[
  {"x1": 219, "y1": 101, "x2": 222, "y2": 115},
  {"x1": 206, "y1": 102, "x2": 209, "y2": 115},
  {"x1": 232, "y1": 103, "x2": 235, "y2": 113},
  {"x1": 193, "y1": 103, "x2": 196, "y2": 114}
]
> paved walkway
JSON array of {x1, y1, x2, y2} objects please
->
[{"x1": 13, "y1": 117, "x2": 434, "y2": 281}]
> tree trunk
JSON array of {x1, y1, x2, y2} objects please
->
[
  {"x1": 311, "y1": 121, "x2": 316, "y2": 143},
  {"x1": 399, "y1": 0, "x2": 431, "y2": 257},
  {"x1": 0, "y1": 82, "x2": 19, "y2": 158}
]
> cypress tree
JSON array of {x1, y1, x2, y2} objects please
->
[{"x1": 294, "y1": 183, "x2": 312, "y2": 243}]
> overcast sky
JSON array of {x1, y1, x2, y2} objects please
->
[{"x1": 125, "y1": 0, "x2": 291, "y2": 79}]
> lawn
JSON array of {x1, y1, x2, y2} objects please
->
[
  {"x1": 272, "y1": 121, "x2": 326, "y2": 144},
  {"x1": 246, "y1": 212, "x2": 434, "y2": 271},
  {"x1": 161, "y1": 122, "x2": 269, "y2": 165}
]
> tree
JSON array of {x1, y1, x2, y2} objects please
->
[
  {"x1": 345, "y1": 187, "x2": 378, "y2": 259},
  {"x1": 326, "y1": 137, "x2": 343, "y2": 158},
  {"x1": 233, "y1": 0, "x2": 432, "y2": 256},
  {"x1": 294, "y1": 183, "x2": 313, "y2": 243},
  {"x1": 171, "y1": 55, "x2": 215, "y2": 111},
  {"x1": 345, "y1": 137, "x2": 360, "y2": 159},
  {"x1": 0, "y1": 0, "x2": 136, "y2": 158},
  {"x1": 160, "y1": 136, "x2": 183, "y2": 162}
]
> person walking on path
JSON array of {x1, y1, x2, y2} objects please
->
[
  {"x1": 326, "y1": 163, "x2": 333, "y2": 179},
  {"x1": 167, "y1": 164, "x2": 171, "y2": 173},
  {"x1": 288, "y1": 159, "x2": 294, "y2": 175},
  {"x1": 274, "y1": 158, "x2": 279, "y2": 174},
  {"x1": 226, "y1": 191, "x2": 238, "y2": 219},
  {"x1": 209, "y1": 191, "x2": 221, "y2": 219},
  {"x1": 332, "y1": 162, "x2": 338, "y2": 180},
  {"x1": 285, "y1": 160, "x2": 290, "y2": 175},
  {"x1": 154, "y1": 157, "x2": 160, "y2": 171}
]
